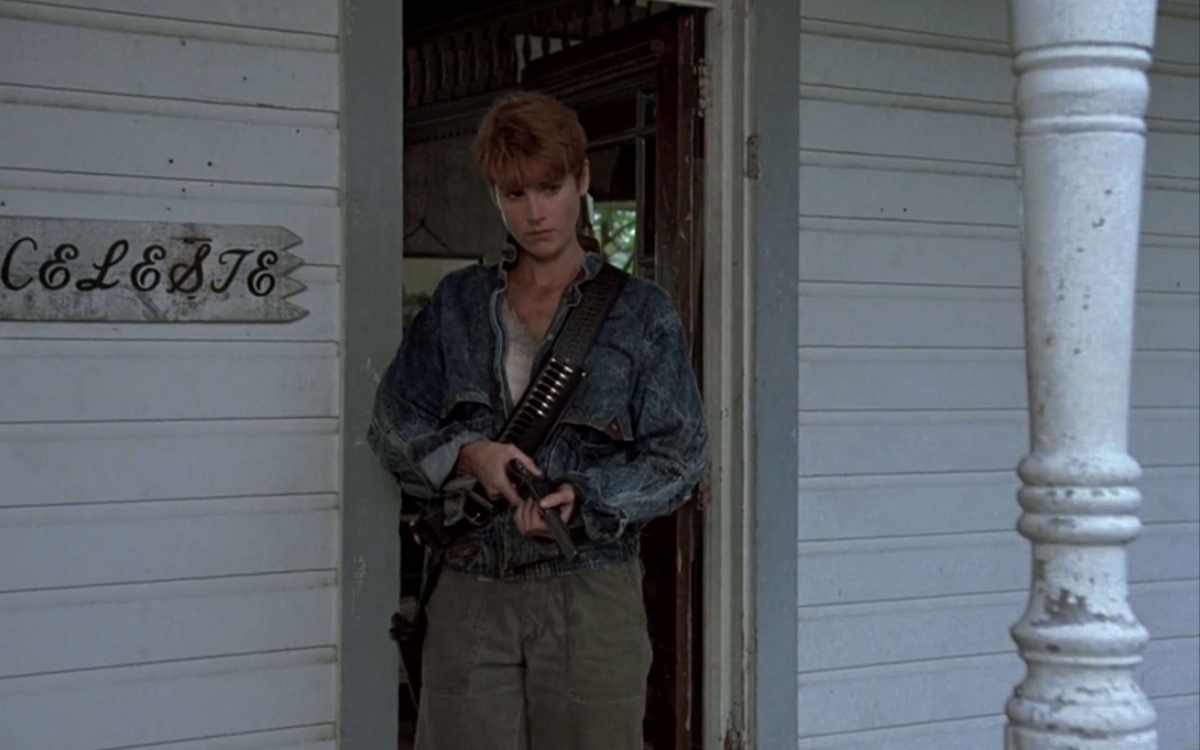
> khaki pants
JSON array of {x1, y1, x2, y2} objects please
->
[{"x1": 415, "y1": 559, "x2": 652, "y2": 750}]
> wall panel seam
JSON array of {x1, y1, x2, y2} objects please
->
[
  {"x1": 0, "y1": 0, "x2": 336, "y2": 50},
  {"x1": 0, "y1": 84, "x2": 339, "y2": 125},
  {"x1": 0, "y1": 568, "x2": 338, "y2": 597}
]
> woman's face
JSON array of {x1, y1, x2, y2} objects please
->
[{"x1": 495, "y1": 161, "x2": 590, "y2": 261}]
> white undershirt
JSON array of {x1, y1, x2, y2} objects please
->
[{"x1": 500, "y1": 301, "x2": 539, "y2": 406}]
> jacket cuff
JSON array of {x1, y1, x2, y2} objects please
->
[
  {"x1": 419, "y1": 428, "x2": 485, "y2": 490},
  {"x1": 562, "y1": 471, "x2": 629, "y2": 542}
]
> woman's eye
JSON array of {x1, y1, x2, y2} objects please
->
[{"x1": 544, "y1": 183, "x2": 562, "y2": 195}]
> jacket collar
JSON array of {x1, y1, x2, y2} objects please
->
[{"x1": 497, "y1": 235, "x2": 606, "y2": 294}]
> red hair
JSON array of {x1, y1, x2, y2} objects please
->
[{"x1": 474, "y1": 92, "x2": 588, "y2": 193}]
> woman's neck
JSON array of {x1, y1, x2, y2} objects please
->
[{"x1": 511, "y1": 237, "x2": 586, "y2": 292}]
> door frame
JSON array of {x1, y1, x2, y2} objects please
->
[
  {"x1": 580, "y1": 2, "x2": 757, "y2": 747},
  {"x1": 661, "y1": 2, "x2": 757, "y2": 749},
  {"x1": 338, "y1": 2, "x2": 762, "y2": 749}
]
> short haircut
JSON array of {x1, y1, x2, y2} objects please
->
[{"x1": 474, "y1": 92, "x2": 587, "y2": 193}]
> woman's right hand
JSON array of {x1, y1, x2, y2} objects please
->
[{"x1": 454, "y1": 440, "x2": 542, "y2": 507}]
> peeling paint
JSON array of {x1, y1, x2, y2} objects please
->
[
  {"x1": 348, "y1": 554, "x2": 368, "y2": 621},
  {"x1": 723, "y1": 719, "x2": 745, "y2": 750},
  {"x1": 1034, "y1": 590, "x2": 1130, "y2": 627}
]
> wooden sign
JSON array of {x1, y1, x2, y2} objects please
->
[{"x1": 0, "y1": 216, "x2": 307, "y2": 323}]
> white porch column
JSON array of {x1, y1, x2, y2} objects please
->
[{"x1": 1006, "y1": 2, "x2": 1160, "y2": 749}]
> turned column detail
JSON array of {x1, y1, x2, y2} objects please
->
[{"x1": 1006, "y1": 2, "x2": 1160, "y2": 748}]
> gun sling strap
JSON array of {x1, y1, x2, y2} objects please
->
[
  {"x1": 542, "y1": 259, "x2": 628, "y2": 366},
  {"x1": 413, "y1": 259, "x2": 628, "y2": 547}
]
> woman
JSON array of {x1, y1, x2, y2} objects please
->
[{"x1": 369, "y1": 91, "x2": 707, "y2": 750}]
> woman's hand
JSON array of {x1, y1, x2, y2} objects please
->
[
  {"x1": 455, "y1": 440, "x2": 541, "y2": 507},
  {"x1": 514, "y1": 483, "x2": 577, "y2": 539}
]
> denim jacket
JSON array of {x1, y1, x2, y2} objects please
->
[{"x1": 368, "y1": 246, "x2": 708, "y2": 580}]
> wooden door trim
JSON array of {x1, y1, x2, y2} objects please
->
[{"x1": 672, "y1": 3, "x2": 756, "y2": 750}]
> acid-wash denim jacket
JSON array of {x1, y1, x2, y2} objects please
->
[{"x1": 367, "y1": 246, "x2": 708, "y2": 580}]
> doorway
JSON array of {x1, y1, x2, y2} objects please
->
[{"x1": 399, "y1": 3, "x2": 705, "y2": 749}]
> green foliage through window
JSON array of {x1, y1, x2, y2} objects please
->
[{"x1": 591, "y1": 202, "x2": 637, "y2": 272}]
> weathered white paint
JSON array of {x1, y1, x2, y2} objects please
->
[
  {"x1": 0, "y1": 571, "x2": 337, "y2": 675},
  {"x1": 696, "y1": 2, "x2": 756, "y2": 748},
  {"x1": 798, "y1": 581, "x2": 1199, "y2": 672},
  {"x1": 0, "y1": 104, "x2": 338, "y2": 186},
  {"x1": 1007, "y1": 1, "x2": 1160, "y2": 746},
  {"x1": 795, "y1": 0, "x2": 1200, "y2": 746},
  {"x1": 0, "y1": 340, "x2": 339, "y2": 421},
  {"x1": 797, "y1": 408, "x2": 1197, "y2": 476},
  {"x1": 0, "y1": 650, "x2": 336, "y2": 749},
  {"x1": 796, "y1": 523, "x2": 1198, "y2": 607},
  {"x1": 0, "y1": 172, "x2": 342, "y2": 265},
  {"x1": 799, "y1": 466, "x2": 1198, "y2": 540},
  {"x1": 0, "y1": 420, "x2": 337, "y2": 507},
  {"x1": 0, "y1": 1, "x2": 342, "y2": 748},
  {"x1": 0, "y1": 16, "x2": 338, "y2": 107},
  {"x1": 4, "y1": 0, "x2": 339, "y2": 36}
]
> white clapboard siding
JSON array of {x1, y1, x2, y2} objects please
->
[
  {"x1": 0, "y1": 419, "x2": 338, "y2": 507},
  {"x1": 0, "y1": 340, "x2": 338, "y2": 422},
  {"x1": 798, "y1": 284, "x2": 1198, "y2": 350},
  {"x1": 800, "y1": 350, "x2": 1200, "y2": 411},
  {"x1": 0, "y1": 495, "x2": 338, "y2": 591},
  {"x1": 798, "y1": 580, "x2": 1200, "y2": 673},
  {"x1": 798, "y1": 408, "x2": 1199, "y2": 477},
  {"x1": 800, "y1": 164, "x2": 1199, "y2": 238},
  {"x1": 0, "y1": 650, "x2": 337, "y2": 750},
  {"x1": 801, "y1": 100, "x2": 1200, "y2": 182},
  {"x1": 799, "y1": 694, "x2": 1200, "y2": 750},
  {"x1": 0, "y1": 104, "x2": 338, "y2": 187},
  {"x1": 796, "y1": 1, "x2": 1200, "y2": 746},
  {"x1": 0, "y1": 171, "x2": 341, "y2": 266},
  {"x1": 797, "y1": 219, "x2": 1199, "y2": 294},
  {"x1": 0, "y1": 2, "x2": 342, "y2": 749},
  {"x1": 79, "y1": 726, "x2": 338, "y2": 750},
  {"x1": 799, "y1": 465, "x2": 1200, "y2": 541},
  {"x1": 0, "y1": 571, "x2": 337, "y2": 676},
  {"x1": 795, "y1": 641, "x2": 1191, "y2": 738},
  {"x1": 85, "y1": 727, "x2": 338, "y2": 750},
  {"x1": 0, "y1": 18, "x2": 338, "y2": 109},
  {"x1": 798, "y1": 715, "x2": 1006, "y2": 750},
  {"x1": 10, "y1": 0, "x2": 340, "y2": 36},
  {"x1": 1158, "y1": 694, "x2": 1200, "y2": 750},
  {"x1": 796, "y1": 523, "x2": 1198, "y2": 607}
]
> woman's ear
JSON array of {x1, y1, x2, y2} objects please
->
[
  {"x1": 577, "y1": 160, "x2": 591, "y2": 196},
  {"x1": 577, "y1": 194, "x2": 595, "y2": 237}
]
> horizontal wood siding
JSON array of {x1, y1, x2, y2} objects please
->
[
  {"x1": 0, "y1": 2, "x2": 341, "y2": 749},
  {"x1": 796, "y1": 1, "x2": 1200, "y2": 747}
]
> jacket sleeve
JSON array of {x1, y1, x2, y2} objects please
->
[
  {"x1": 561, "y1": 302, "x2": 709, "y2": 542},
  {"x1": 366, "y1": 288, "x2": 485, "y2": 500}
]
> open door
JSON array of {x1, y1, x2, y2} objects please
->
[{"x1": 523, "y1": 10, "x2": 704, "y2": 750}]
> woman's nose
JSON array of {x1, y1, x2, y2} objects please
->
[{"x1": 526, "y1": 194, "x2": 548, "y2": 222}]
